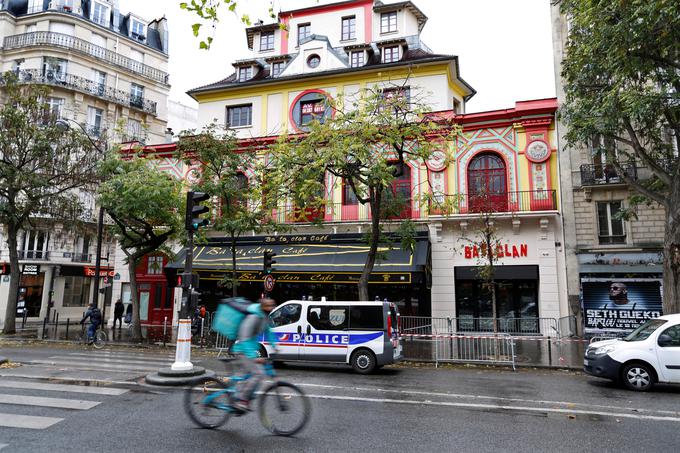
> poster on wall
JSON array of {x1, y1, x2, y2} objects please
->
[{"x1": 582, "y1": 279, "x2": 663, "y2": 333}]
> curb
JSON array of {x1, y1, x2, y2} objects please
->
[{"x1": 145, "y1": 369, "x2": 215, "y2": 386}]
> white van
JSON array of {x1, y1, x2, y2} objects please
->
[
  {"x1": 260, "y1": 300, "x2": 402, "y2": 374},
  {"x1": 584, "y1": 313, "x2": 680, "y2": 391}
]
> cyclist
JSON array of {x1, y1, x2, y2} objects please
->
[
  {"x1": 230, "y1": 297, "x2": 278, "y2": 413},
  {"x1": 80, "y1": 303, "x2": 102, "y2": 344}
]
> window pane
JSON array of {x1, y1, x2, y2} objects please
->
[
  {"x1": 308, "y1": 305, "x2": 348, "y2": 331},
  {"x1": 349, "y1": 306, "x2": 383, "y2": 330},
  {"x1": 597, "y1": 202, "x2": 610, "y2": 237},
  {"x1": 610, "y1": 202, "x2": 624, "y2": 236},
  {"x1": 270, "y1": 304, "x2": 302, "y2": 328}
]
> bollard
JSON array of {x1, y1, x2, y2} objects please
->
[
  {"x1": 163, "y1": 316, "x2": 168, "y2": 348},
  {"x1": 42, "y1": 317, "x2": 47, "y2": 339},
  {"x1": 66, "y1": 318, "x2": 70, "y2": 340},
  {"x1": 200, "y1": 317, "x2": 205, "y2": 349},
  {"x1": 54, "y1": 313, "x2": 59, "y2": 339},
  {"x1": 22, "y1": 310, "x2": 27, "y2": 329}
]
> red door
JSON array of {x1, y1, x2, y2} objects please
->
[
  {"x1": 467, "y1": 154, "x2": 507, "y2": 212},
  {"x1": 136, "y1": 255, "x2": 173, "y2": 325}
]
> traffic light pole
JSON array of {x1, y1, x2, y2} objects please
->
[{"x1": 171, "y1": 221, "x2": 195, "y2": 371}]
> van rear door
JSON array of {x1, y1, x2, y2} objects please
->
[{"x1": 389, "y1": 303, "x2": 402, "y2": 361}]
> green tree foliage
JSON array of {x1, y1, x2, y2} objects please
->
[
  {"x1": 269, "y1": 84, "x2": 455, "y2": 301},
  {"x1": 0, "y1": 72, "x2": 102, "y2": 334},
  {"x1": 97, "y1": 154, "x2": 183, "y2": 340},
  {"x1": 177, "y1": 124, "x2": 280, "y2": 296},
  {"x1": 558, "y1": 0, "x2": 680, "y2": 314}
]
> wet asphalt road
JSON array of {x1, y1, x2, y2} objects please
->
[{"x1": 0, "y1": 345, "x2": 679, "y2": 452}]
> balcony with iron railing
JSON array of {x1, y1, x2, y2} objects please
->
[
  {"x1": 70, "y1": 252, "x2": 92, "y2": 263},
  {"x1": 2, "y1": 32, "x2": 169, "y2": 85},
  {"x1": 7, "y1": 69, "x2": 157, "y2": 115},
  {"x1": 19, "y1": 250, "x2": 50, "y2": 260},
  {"x1": 580, "y1": 162, "x2": 637, "y2": 186},
  {"x1": 428, "y1": 190, "x2": 558, "y2": 216}
]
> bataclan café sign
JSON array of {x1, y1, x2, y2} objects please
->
[{"x1": 464, "y1": 243, "x2": 529, "y2": 259}]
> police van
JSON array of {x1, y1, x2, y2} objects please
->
[{"x1": 260, "y1": 300, "x2": 402, "y2": 374}]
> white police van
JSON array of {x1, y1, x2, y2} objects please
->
[{"x1": 260, "y1": 300, "x2": 402, "y2": 374}]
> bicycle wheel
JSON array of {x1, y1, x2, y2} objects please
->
[
  {"x1": 258, "y1": 381, "x2": 311, "y2": 436},
  {"x1": 93, "y1": 330, "x2": 107, "y2": 349},
  {"x1": 184, "y1": 377, "x2": 232, "y2": 429}
]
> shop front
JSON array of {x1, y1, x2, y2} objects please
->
[{"x1": 166, "y1": 233, "x2": 431, "y2": 316}]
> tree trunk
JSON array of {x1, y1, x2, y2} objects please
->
[
  {"x1": 358, "y1": 189, "x2": 382, "y2": 302},
  {"x1": 2, "y1": 223, "x2": 20, "y2": 334},
  {"x1": 231, "y1": 235, "x2": 238, "y2": 297},
  {"x1": 663, "y1": 208, "x2": 680, "y2": 315},
  {"x1": 127, "y1": 257, "x2": 143, "y2": 341}
]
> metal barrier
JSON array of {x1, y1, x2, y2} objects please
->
[
  {"x1": 400, "y1": 316, "x2": 560, "y2": 337},
  {"x1": 434, "y1": 334, "x2": 516, "y2": 370},
  {"x1": 558, "y1": 315, "x2": 577, "y2": 338},
  {"x1": 214, "y1": 332, "x2": 233, "y2": 357}
]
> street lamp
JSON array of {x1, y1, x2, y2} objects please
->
[{"x1": 56, "y1": 118, "x2": 106, "y2": 309}]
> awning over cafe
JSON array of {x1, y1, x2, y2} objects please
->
[{"x1": 166, "y1": 233, "x2": 430, "y2": 285}]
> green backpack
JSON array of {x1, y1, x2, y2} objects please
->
[{"x1": 212, "y1": 297, "x2": 254, "y2": 340}]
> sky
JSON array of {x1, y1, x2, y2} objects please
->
[{"x1": 118, "y1": 0, "x2": 557, "y2": 113}]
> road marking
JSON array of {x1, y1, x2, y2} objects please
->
[
  {"x1": 26, "y1": 359, "x2": 160, "y2": 372},
  {"x1": 0, "y1": 413, "x2": 63, "y2": 430},
  {"x1": 49, "y1": 355, "x2": 172, "y2": 366},
  {"x1": 0, "y1": 393, "x2": 100, "y2": 410},
  {"x1": 296, "y1": 382, "x2": 680, "y2": 417},
  {"x1": 0, "y1": 380, "x2": 128, "y2": 396},
  {"x1": 301, "y1": 392, "x2": 680, "y2": 423}
]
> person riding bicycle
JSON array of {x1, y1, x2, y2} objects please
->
[
  {"x1": 80, "y1": 303, "x2": 102, "y2": 344},
  {"x1": 230, "y1": 297, "x2": 278, "y2": 413}
]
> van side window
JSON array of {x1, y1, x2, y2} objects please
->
[
  {"x1": 349, "y1": 306, "x2": 383, "y2": 330},
  {"x1": 270, "y1": 303, "x2": 302, "y2": 328},
  {"x1": 659, "y1": 325, "x2": 680, "y2": 347},
  {"x1": 308, "y1": 305, "x2": 348, "y2": 330}
]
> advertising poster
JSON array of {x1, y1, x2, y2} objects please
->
[{"x1": 582, "y1": 280, "x2": 663, "y2": 333}]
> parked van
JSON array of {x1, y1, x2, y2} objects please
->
[
  {"x1": 259, "y1": 300, "x2": 402, "y2": 374},
  {"x1": 584, "y1": 313, "x2": 680, "y2": 391}
]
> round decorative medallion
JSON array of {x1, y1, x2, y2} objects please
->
[
  {"x1": 427, "y1": 150, "x2": 447, "y2": 171},
  {"x1": 525, "y1": 140, "x2": 550, "y2": 163}
]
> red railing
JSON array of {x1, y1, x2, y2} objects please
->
[{"x1": 429, "y1": 190, "x2": 557, "y2": 215}]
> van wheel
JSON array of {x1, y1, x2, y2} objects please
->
[
  {"x1": 351, "y1": 349, "x2": 376, "y2": 374},
  {"x1": 622, "y1": 362, "x2": 655, "y2": 391},
  {"x1": 256, "y1": 346, "x2": 268, "y2": 359}
]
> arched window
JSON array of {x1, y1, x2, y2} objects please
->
[
  {"x1": 383, "y1": 162, "x2": 412, "y2": 219},
  {"x1": 467, "y1": 153, "x2": 507, "y2": 212}
]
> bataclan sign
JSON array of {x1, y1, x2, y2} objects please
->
[{"x1": 464, "y1": 243, "x2": 529, "y2": 259}]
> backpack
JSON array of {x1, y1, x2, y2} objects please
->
[
  {"x1": 91, "y1": 307, "x2": 102, "y2": 323},
  {"x1": 211, "y1": 297, "x2": 255, "y2": 340}
]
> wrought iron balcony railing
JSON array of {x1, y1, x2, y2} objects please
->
[
  {"x1": 8, "y1": 69, "x2": 157, "y2": 115},
  {"x1": 19, "y1": 250, "x2": 50, "y2": 260},
  {"x1": 2, "y1": 32, "x2": 169, "y2": 85},
  {"x1": 269, "y1": 200, "x2": 417, "y2": 224},
  {"x1": 428, "y1": 190, "x2": 558, "y2": 215},
  {"x1": 580, "y1": 162, "x2": 637, "y2": 186},
  {"x1": 70, "y1": 252, "x2": 92, "y2": 263}
]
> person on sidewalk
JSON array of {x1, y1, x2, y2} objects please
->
[
  {"x1": 113, "y1": 299, "x2": 124, "y2": 329},
  {"x1": 80, "y1": 303, "x2": 102, "y2": 344},
  {"x1": 124, "y1": 303, "x2": 133, "y2": 325}
]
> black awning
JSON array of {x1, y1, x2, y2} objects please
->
[
  {"x1": 455, "y1": 265, "x2": 539, "y2": 280},
  {"x1": 166, "y1": 234, "x2": 430, "y2": 285}
]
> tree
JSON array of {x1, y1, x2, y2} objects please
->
[
  {"x1": 97, "y1": 154, "x2": 183, "y2": 340},
  {"x1": 176, "y1": 124, "x2": 279, "y2": 296},
  {"x1": 558, "y1": 0, "x2": 680, "y2": 314},
  {"x1": 0, "y1": 72, "x2": 102, "y2": 334},
  {"x1": 269, "y1": 85, "x2": 455, "y2": 301}
]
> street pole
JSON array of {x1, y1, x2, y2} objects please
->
[
  {"x1": 91, "y1": 206, "x2": 105, "y2": 309},
  {"x1": 171, "y1": 222, "x2": 194, "y2": 371}
]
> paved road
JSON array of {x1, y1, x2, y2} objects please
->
[{"x1": 0, "y1": 344, "x2": 679, "y2": 452}]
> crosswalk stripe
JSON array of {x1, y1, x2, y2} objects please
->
[
  {"x1": 0, "y1": 393, "x2": 100, "y2": 410},
  {"x1": 0, "y1": 380, "x2": 128, "y2": 396},
  {"x1": 65, "y1": 352, "x2": 174, "y2": 360},
  {"x1": 48, "y1": 355, "x2": 172, "y2": 366},
  {"x1": 0, "y1": 443, "x2": 8, "y2": 449},
  {"x1": 27, "y1": 359, "x2": 161, "y2": 372},
  {"x1": 0, "y1": 413, "x2": 63, "y2": 430}
]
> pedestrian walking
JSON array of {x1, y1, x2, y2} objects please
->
[
  {"x1": 113, "y1": 299, "x2": 124, "y2": 329},
  {"x1": 124, "y1": 302, "x2": 133, "y2": 325}
]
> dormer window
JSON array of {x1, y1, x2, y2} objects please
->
[
  {"x1": 382, "y1": 45, "x2": 400, "y2": 63},
  {"x1": 341, "y1": 16, "x2": 356, "y2": 41},
  {"x1": 91, "y1": 1, "x2": 110, "y2": 27},
  {"x1": 238, "y1": 66, "x2": 253, "y2": 82},
  {"x1": 306, "y1": 54, "x2": 320, "y2": 69},
  {"x1": 298, "y1": 23, "x2": 311, "y2": 46},
  {"x1": 28, "y1": 0, "x2": 43, "y2": 14},
  {"x1": 130, "y1": 19, "x2": 146, "y2": 42},
  {"x1": 271, "y1": 61, "x2": 284, "y2": 77},
  {"x1": 381, "y1": 11, "x2": 397, "y2": 34},
  {"x1": 260, "y1": 31, "x2": 274, "y2": 51},
  {"x1": 350, "y1": 51, "x2": 365, "y2": 68}
]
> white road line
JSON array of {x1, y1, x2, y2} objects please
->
[
  {"x1": 295, "y1": 382, "x2": 680, "y2": 417},
  {"x1": 0, "y1": 443, "x2": 8, "y2": 449},
  {"x1": 0, "y1": 413, "x2": 63, "y2": 430},
  {"x1": 0, "y1": 393, "x2": 99, "y2": 410},
  {"x1": 49, "y1": 355, "x2": 172, "y2": 366},
  {"x1": 26, "y1": 359, "x2": 160, "y2": 372},
  {"x1": 302, "y1": 393, "x2": 680, "y2": 423},
  {"x1": 0, "y1": 380, "x2": 128, "y2": 396}
]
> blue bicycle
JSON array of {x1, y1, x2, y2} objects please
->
[{"x1": 184, "y1": 359, "x2": 311, "y2": 436}]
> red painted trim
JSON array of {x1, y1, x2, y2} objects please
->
[
  {"x1": 281, "y1": 15, "x2": 290, "y2": 55},
  {"x1": 364, "y1": 1, "x2": 373, "y2": 42},
  {"x1": 288, "y1": 89, "x2": 334, "y2": 133},
  {"x1": 279, "y1": 0, "x2": 372, "y2": 20}
]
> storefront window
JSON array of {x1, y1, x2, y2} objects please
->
[{"x1": 63, "y1": 276, "x2": 91, "y2": 307}]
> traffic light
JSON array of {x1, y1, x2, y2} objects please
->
[
  {"x1": 263, "y1": 251, "x2": 277, "y2": 274},
  {"x1": 178, "y1": 272, "x2": 200, "y2": 289},
  {"x1": 185, "y1": 191, "x2": 210, "y2": 231}
]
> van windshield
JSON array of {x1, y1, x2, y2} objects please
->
[{"x1": 623, "y1": 319, "x2": 667, "y2": 342}]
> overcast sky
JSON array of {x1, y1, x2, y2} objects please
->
[{"x1": 119, "y1": 0, "x2": 556, "y2": 113}]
